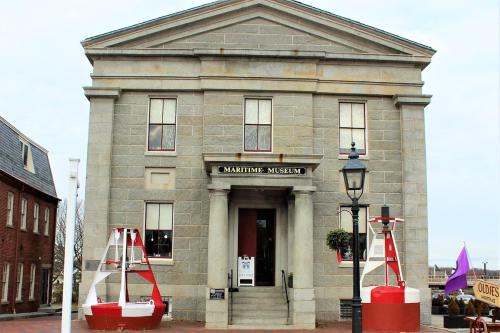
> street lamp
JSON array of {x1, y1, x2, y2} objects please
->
[{"x1": 341, "y1": 142, "x2": 366, "y2": 333}]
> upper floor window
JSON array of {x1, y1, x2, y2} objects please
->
[
  {"x1": 6, "y1": 192, "x2": 14, "y2": 226},
  {"x1": 1, "y1": 263, "x2": 9, "y2": 302},
  {"x1": 244, "y1": 98, "x2": 272, "y2": 152},
  {"x1": 44, "y1": 208, "x2": 50, "y2": 236},
  {"x1": 339, "y1": 206, "x2": 368, "y2": 261},
  {"x1": 33, "y1": 203, "x2": 39, "y2": 233},
  {"x1": 145, "y1": 203, "x2": 173, "y2": 259},
  {"x1": 339, "y1": 102, "x2": 366, "y2": 155},
  {"x1": 20, "y1": 198, "x2": 27, "y2": 230},
  {"x1": 148, "y1": 98, "x2": 177, "y2": 152}
]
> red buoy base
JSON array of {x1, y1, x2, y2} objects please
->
[
  {"x1": 362, "y1": 302, "x2": 420, "y2": 332},
  {"x1": 84, "y1": 302, "x2": 165, "y2": 330}
]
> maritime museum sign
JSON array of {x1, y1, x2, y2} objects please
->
[{"x1": 218, "y1": 166, "x2": 306, "y2": 175}]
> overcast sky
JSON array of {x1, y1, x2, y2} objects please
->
[{"x1": 0, "y1": 0, "x2": 498, "y2": 270}]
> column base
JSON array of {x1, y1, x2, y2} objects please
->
[
  {"x1": 292, "y1": 288, "x2": 316, "y2": 328},
  {"x1": 205, "y1": 287, "x2": 228, "y2": 329}
]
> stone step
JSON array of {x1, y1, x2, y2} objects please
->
[
  {"x1": 236, "y1": 287, "x2": 282, "y2": 293},
  {"x1": 232, "y1": 310, "x2": 288, "y2": 319},
  {"x1": 231, "y1": 316, "x2": 289, "y2": 325},
  {"x1": 232, "y1": 291, "x2": 284, "y2": 299},
  {"x1": 231, "y1": 297, "x2": 286, "y2": 305},
  {"x1": 228, "y1": 324, "x2": 291, "y2": 330},
  {"x1": 232, "y1": 302, "x2": 288, "y2": 311}
]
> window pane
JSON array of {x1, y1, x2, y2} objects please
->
[
  {"x1": 359, "y1": 207, "x2": 367, "y2": 233},
  {"x1": 339, "y1": 208, "x2": 353, "y2": 232},
  {"x1": 339, "y1": 128, "x2": 351, "y2": 153},
  {"x1": 162, "y1": 125, "x2": 175, "y2": 150},
  {"x1": 245, "y1": 99, "x2": 258, "y2": 124},
  {"x1": 258, "y1": 100, "x2": 272, "y2": 124},
  {"x1": 148, "y1": 125, "x2": 162, "y2": 150},
  {"x1": 258, "y1": 125, "x2": 271, "y2": 151},
  {"x1": 149, "y1": 99, "x2": 163, "y2": 123},
  {"x1": 158, "y1": 230, "x2": 172, "y2": 258},
  {"x1": 245, "y1": 125, "x2": 258, "y2": 150},
  {"x1": 145, "y1": 230, "x2": 158, "y2": 257},
  {"x1": 352, "y1": 104, "x2": 365, "y2": 128},
  {"x1": 159, "y1": 204, "x2": 173, "y2": 230},
  {"x1": 352, "y1": 129, "x2": 366, "y2": 150},
  {"x1": 146, "y1": 203, "x2": 159, "y2": 230},
  {"x1": 163, "y1": 99, "x2": 176, "y2": 124},
  {"x1": 339, "y1": 103, "x2": 351, "y2": 127}
]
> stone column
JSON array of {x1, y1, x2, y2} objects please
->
[
  {"x1": 292, "y1": 186, "x2": 316, "y2": 329},
  {"x1": 205, "y1": 183, "x2": 230, "y2": 329},
  {"x1": 394, "y1": 95, "x2": 432, "y2": 325},
  {"x1": 79, "y1": 87, "x2": 120, "y2": 317}
]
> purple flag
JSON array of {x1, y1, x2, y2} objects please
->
[{"x1": 444, "y1": 246, "x2": 471, "y2": 296}]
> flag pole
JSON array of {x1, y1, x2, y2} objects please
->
[{"x1": 61, "y1": 159, "x2": 80, "y2": 333}]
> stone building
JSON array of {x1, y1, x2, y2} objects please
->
[
  {"x1": 79, "y1": 0, "x2": 435, "y2": 329},
  {"x1": 0, "y1": 115, "x2": 58, "y2": 314}
]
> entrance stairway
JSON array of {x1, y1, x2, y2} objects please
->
[{"x1": 230, "y1": 287, "x2": 289, "y2": 329}]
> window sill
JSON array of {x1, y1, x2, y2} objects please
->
[
  {"x1": 148, "y1": 258, "x2": 174, "y2": 266},
  {"x1": 15, "y1": 300, "x2": 23, "y2": 303},
  {"x1": 6, "y1": 224, "x2": 14, "y2": 229},
  {"x1": 338, "y1": 261, "x2": 366, "y2": 268},
  {"x1": 1, "y1": 301, "x2": 9, "y2": 305},
  {"x1": 145, "y1": 151, "x2": 177, "y2": 157},
  {"x1": 21, "y1": 228, "x2": 27, "y2": 232},
  {"x1": 33, "y1": 231, "x2": 39, "y2": 235}
]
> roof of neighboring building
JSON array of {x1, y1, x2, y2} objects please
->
[{"x1": 0, "y1": 115, "x2": 58, "y2": 199}]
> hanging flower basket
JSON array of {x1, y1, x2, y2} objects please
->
[{"x1": 326, "y1": 228, "x2": 351, "y2": 264}]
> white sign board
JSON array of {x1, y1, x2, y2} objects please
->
[{"x1": 238, "y1": 256, "x2": 255, "y2": 286}]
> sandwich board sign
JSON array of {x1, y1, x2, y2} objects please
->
[{"x1": 473, "y1": 280, "x2": 500, "y2": 307}]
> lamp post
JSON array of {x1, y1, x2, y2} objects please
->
[{"x1": 341, "y1": 143, "x2": 367, "y2": 333}]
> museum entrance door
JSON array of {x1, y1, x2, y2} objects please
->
[{"x1": 238, "y1": 209, "x2": 275, "y2": 286}]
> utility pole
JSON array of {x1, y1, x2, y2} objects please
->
[
  {"x1": 482, "y1": 262, "x2": 488, "y2": 279},
  {"x1": 61, "y1": 159, "x2": 80, "y2": 333}
]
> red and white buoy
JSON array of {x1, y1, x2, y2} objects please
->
[
  {"x1": 83, "y1": 228, "x2": 166, "y2": 330},
  {"x1": 361, "y1": 208, "x2": 420, "y2": 332}
]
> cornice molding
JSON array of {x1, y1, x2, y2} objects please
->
[
  {"x1": 83, "y1": 87, "x2": 121, "y2": 100},
  {"x1": 393, "y1": 94, "x2": 432, "y2": 107}
]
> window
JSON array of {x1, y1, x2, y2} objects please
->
[
  {"x1": 20, "y1": 198, "x2": 27, "y2": 230},
  {"x1": 339, "y1": 102, "x2": 366, "y2": 155},
  {"x1": 6, "y1": 192, "x2": 14, "y2": 226},
  {"x1": 33, "y1": 203, "x2": 39, "y2": 233},
  {"x1": 145, "y1": 203, "x2": 173, "y2": 259},
  {"x1": 244, "y1": 98, "x2": 272, "y2": 152},
  {"x1": 148, "y1": 98, "x2": 177, "y2": 151},
  {"x1": 339, "y1": 206, "x2": 368, "y2": 261},
  {"x1": 29, "y1": 264, "x2": 36, "y2": 300},
  {"x1": 1, "y1": 263, "x2": 9, "y2": 302},
  {"x1": 16, "y1": 263, "x2": 23, "y2": 301},
  {"x1": 44, "y1": 208, "x2": 50, "y2": 236},
  {"x1": 20, "y1": 140, "x2": 35, "y2": 172}
]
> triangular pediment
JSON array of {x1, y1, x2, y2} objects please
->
[{"x1": 83, "y1": 0, "x2": 434, "y2": 58}]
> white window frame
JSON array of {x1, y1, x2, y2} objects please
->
[
  {"x1": 338, "y1": 205, "x2": 369, "y2": 263},
  {"x1": 144, "y1": 202, "x2": 174, "y2": 261},
  {"x1": 29, "y1": 264, "x2": 36, "y2": 300},
  {"x1": 6, "y1": 192, "x2": 14, "y2": 227},
  {"x1": 146, "y1": 97, "x2": 178, "y2": 153},
  {"x1": 44, "y1": 208, "x2": 50, "y2": 236},
  {"x1": 16, "y1": 263, "x2": 23, "y2": 302},
  {"x1": 243, "y1": 98, "x2": 273, "y2": 152},
  {"x1": 20, "y1": 198, "x2": 27, "y2": 231},
  {"x1": 20, "y1": 140, "x2": 35, "y2": 173},
  {"x1": 1, "y1": 263, "x2": 10, "y2": 303},
  {"x1": 338, "y1": 101, "x2": 368, "y2": 157},
  {"x1": 33, "y1": 203, "x2": 39, "y2": 233}
]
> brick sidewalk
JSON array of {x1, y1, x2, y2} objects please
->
[{"x1": 0, "y1": 316, "x2": 449, "y2": 333}]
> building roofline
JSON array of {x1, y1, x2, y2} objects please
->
[
  {"x1": 81, "y1": 0, "x2": 435, "y2": 54},
  {"x1": 0, "y1": 169, "x2": 60, "y2": 201},
  {"x1": 0, "y1": 115, "x2": 49, "y2": 154}
]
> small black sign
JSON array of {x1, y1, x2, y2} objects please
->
[
  {"x1": 218, "y1": 166, "x2": 306, "y2": 175},
  {"x1": 209, "y1": 288, "x2": 225, "y2": 300}
]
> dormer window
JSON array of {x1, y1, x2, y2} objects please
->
[{"x1": 20, "y1": 140, "x2": 35, "y2": 173}]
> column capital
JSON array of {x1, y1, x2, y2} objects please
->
[
  {"x1": 393, "y1": 94, "x2": 432, "y2": 107},
  {"x1": 207, "y1": 182, "x2": 231, "y2": 194},
  {"x1": 83, "y1": 87, "x2": 121, "y2": 101},
  {"x1": 292, "y1": 185, "x2": 316, "y2": 195}
]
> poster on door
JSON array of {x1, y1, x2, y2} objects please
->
[{"x1": 238, "y1": 256, "x2": 255, "y2": 286}]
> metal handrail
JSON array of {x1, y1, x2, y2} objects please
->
[{"x1": 281, "y1": 269, "x2": 290, "y2": 320}]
